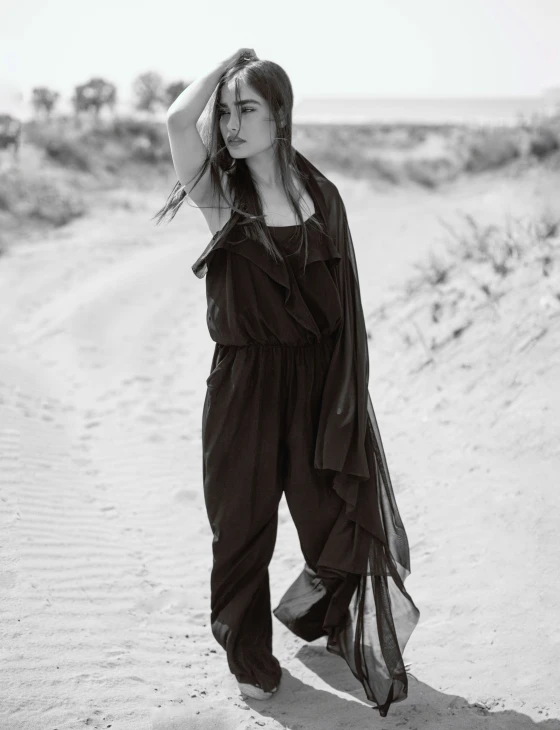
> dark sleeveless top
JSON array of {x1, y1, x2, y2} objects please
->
[
  {"x1": 266, "y1": 212, "x2": 317, "y2": 251},
  {"x1": 192, "y1": 211, "x2": 343, "y2": 347},
  {"x1": 266, "y1": 213, "x2": 325, "y2": 269}
]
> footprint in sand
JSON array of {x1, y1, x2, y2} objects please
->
[
  {"x1": 138, "y1": 413, "x2": 158, "y2": 424},
  {"x1": 173, "y1": 489, "x2": 198, "y2": 503},
  {"x1": 99, "y1": 504, "x2": 118, "y2": 518},
  {"x1": 84, "y1": 419, "x2": 101, "y2": 430},
  {"x1": 134, "y1": 587, "x2": 192, "y2": 615}
]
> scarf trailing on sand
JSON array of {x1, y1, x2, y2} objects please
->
[{"x1": 274, "y1": 151, "x2": 420, "y2": 716}]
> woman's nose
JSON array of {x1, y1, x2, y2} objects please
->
[{"x1": 227, "y1": 112, "x2": 240, "y2": 132}]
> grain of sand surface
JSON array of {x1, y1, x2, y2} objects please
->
[{"x1": 1, "y1": 164, "x2": 559, "y2": 730}]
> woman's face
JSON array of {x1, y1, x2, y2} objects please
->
[{"x1": 218, "y1": 78, "x2": 278, "y2": 158}]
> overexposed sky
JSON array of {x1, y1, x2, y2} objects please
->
[{"x1": 1, "y1": 0, "x2": 559, "y2": 107}]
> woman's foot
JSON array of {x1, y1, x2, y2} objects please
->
[{"x1": 237, "y1": 681, "x2": 278, "y2": 700}]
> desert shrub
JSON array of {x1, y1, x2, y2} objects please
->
[
  {"x1": 464, "y1": 129, "x2": 521, "y2": 172},
  {"x1": 110, "y1": 117, "x2": 157, "y2": 139},
  {"x1": 22, "y1": 120, "x2": 93, "y2": 171},
  {"x1": 27, "y1": 176, "x2": 86, "y2": 225},
  {"x1": 0, "y1": 167, "x2": 86, "y2": 226},
  {"x1": 412, "y1": 250, "x2": 455, "y2": 287},
  {"x1": 109, "y1": 117, "x2": 170, "y2": 163},
  {"x1": 43, "y1": 137, "x2": 92, "y2": 171},
  {"x1": 405, "y1": 158, "x2": 459, "y2": 188},
  {"x1": 528, "y1": 126, "x2": 559, "y2": 159}
]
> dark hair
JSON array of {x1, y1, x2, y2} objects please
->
[{"x1": 151, "y1": 56, "x2": 324, "y2": 271}]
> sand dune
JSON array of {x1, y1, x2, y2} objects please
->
[{"x1": 1, "y1": 162, "x2": 559, "y2": 729}]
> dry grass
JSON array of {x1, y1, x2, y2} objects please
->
[
  {"x1": 294, "y1": 116, "x2": 560, "y2": 186},
  {"x1": 1, "y1": 114, "x2": 560, "y2": 243},
  {"x1": 373, "y1": 206, "x2": 560, "y2": 369}
]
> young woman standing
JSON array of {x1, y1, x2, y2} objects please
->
[{"x1": 154, "y1": 48, "x2": 420, "y2": 718}]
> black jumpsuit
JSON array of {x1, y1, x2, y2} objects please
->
[{"x1": 192, "y1": 151, "x2": 420, "y2": 717}]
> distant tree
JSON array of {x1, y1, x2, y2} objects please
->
[
  {"x1": 165, "y1": 80, "x2": 192, "y2": 108},
  {"x1": 31, "y1": 87, "x2": 60, "y2": 119},
  {"x1": 72, "y1": 77, "x2": 117, "y2": 118},
  {"x1": 0, "y1": 114, "x2": 22, "y2": 159},
  {"x1": 132, "y1": 71, "x2": 167, "y2": 114}
]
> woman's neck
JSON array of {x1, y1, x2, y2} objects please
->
[{"x1": 245, "y1": 149, "x2": 282, "y2": 189}]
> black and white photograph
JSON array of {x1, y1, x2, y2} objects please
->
[{"x1": 1, "y1": 1, "x2": 559, "y2": 728}]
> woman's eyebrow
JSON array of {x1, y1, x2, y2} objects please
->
[{"x1": 218, "y1": 98, "x2": 262, "y2": 107}]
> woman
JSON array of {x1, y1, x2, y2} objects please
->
[{"x1": 154, "y1": 49, "x2": 420, "y2": 717}]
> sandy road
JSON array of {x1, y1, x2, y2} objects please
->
[{"x1": 1, "y1": 168, "x2": 559, "y2": 729}]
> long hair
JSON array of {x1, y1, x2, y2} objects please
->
[{"x1": 151, "y1": 56, "x2": 325, "y2": 271}]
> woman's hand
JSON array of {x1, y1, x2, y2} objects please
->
[{"x1": 223, "y1": 48, "x2": 258, "y2": 69}]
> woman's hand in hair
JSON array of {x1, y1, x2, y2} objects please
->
[{"x1": 224, "y1": 48, "x2": 258, "y2": 69}]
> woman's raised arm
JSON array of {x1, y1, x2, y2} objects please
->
[{"x1": 165, "y1": 49, "x2": 255, "y2": 205}]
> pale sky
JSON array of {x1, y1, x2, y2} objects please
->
[{"x1": 1, "y1": 0, "x2": 560, "y2": 111}]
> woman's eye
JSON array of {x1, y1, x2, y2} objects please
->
[{"x1": 219, "y1": 108, "x2": 254, "y2": 117}]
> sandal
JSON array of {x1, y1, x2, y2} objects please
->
[{"x1": 237, "y1": 682, "x2": 278, "y2": 700}]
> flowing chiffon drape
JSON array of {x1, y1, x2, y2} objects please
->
[{"x1": 309, "y1": 168, "x2": 420, "y2": 714}]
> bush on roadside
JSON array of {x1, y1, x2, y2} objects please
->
[
  {"x1": 109, "y1": 117, "x2": 170, "y2": 163},
  {"x1": 0, "y1": 167, "x2": 86, "y2": 227},
  {"x1": 43, "y1": 137, "x2": 92, "y2": 171},
  {"x1": 528, "y1": 126, "x2": 560, "y2": 159},
  {"x1": 464, "y1": 129, "x2": 521, "y2": 172}
]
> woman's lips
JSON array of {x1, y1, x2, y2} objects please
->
[{"x1": 228, "y1": 139, "x2": 245, "y2": 146}]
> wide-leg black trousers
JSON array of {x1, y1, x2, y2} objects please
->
[{"x1": 201, "y1": 335, "x2": 349, "y2": 691}]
